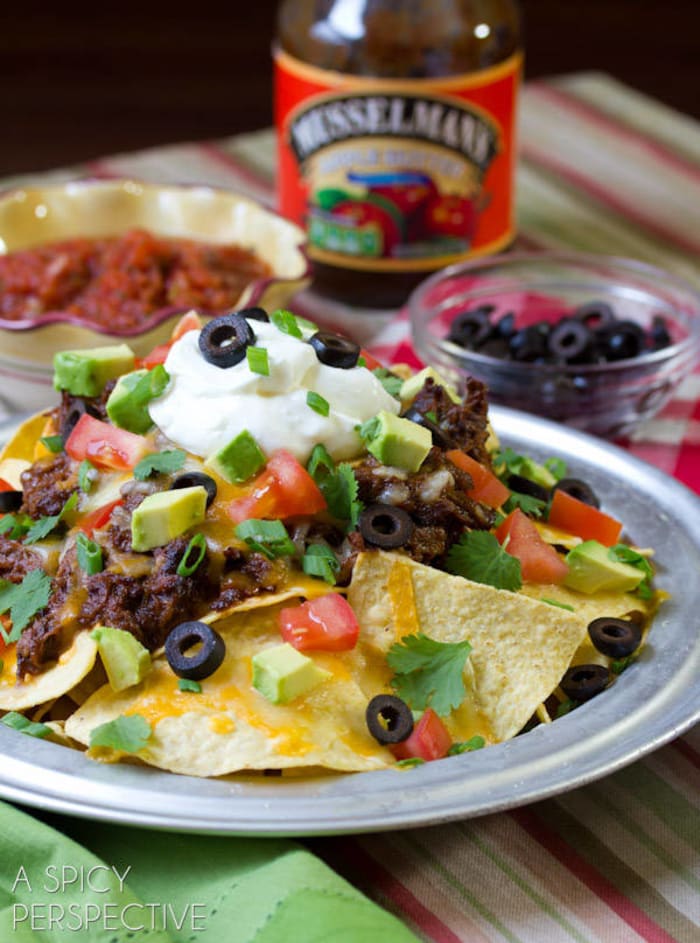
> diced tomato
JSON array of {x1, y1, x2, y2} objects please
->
[
  {"x1": 170, "y1": 310, "x2": 203, "y2": 341},
  {"x1": 65, "y1": 415, "x2": 149, "y2": 471},
  {"x1": 359, "y1": 348, "x2": 384, "y2": 371},
  {"x1": 495, "y1": 508, "x2": 568, "y2": 584},
  {"x1": 391, "y1": 708, "x2": 452, "y2": 762},
  {"x1": 548, "y1": 489, "x2": 622, "y2": 547},
  {"x1": 76, "y1": 498, "x2": 124, "y2": 537},
  {"x1": 279, "y1": 594, "x2": 360, "y2": 652},
  {"x1": 141, "y1": 311, "x2": 203, "y2": 368},
  {"x1": 141, "y1": 343, "x2": 171, "y2": 369},
  {"x1": 0, "y1": 478, "x2": 14, "y2": 492},
  {"x1": 446, "y1": 449, "x2": 511, "y2": 509},
  {"x1": 228, "y1": 450, "x2": 327, "y2": 523}
]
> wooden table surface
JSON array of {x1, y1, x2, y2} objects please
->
[{"x1": 1, "y1": 1, "x2": 698, "y2": 178}]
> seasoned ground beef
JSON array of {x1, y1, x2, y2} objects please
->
[
  {"x1": 20, "y1": 452, "x2": 78, "y2": 520},
  {"x1": 0, "y1": 535, "x2": 43, "y2": 584},
  {"x1": 16, "y1": 548, "x2": 85, "y2": 676},
  {"x1": 411, "y1": 377, "x2": 491, "y2": 466},
  {"x1": 212, "y1": 549, "x2": 287, "y2": 612},
  {"x1": 57, "y1": 387, "x2": 112, "y2": 440},
  {"x1": 107, "y1": 479, "x2": 158, "y2": 552}
]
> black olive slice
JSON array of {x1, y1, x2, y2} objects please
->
[
  {"x1": 548, "y1": 319, "x2": 595, "y2": 363},
  {"x1": 560, "y1": 663, "x2": 610, "y2": 702},
  {"x1": 170, "y1": 472, "x2": 217, "y2": 508},
  {"x1": 198, "y1": 313, "x2": 256, "y2": 368},
  {"x1": 0, "y1": 490, "x2": 23, "y2": 513},
  {"x1": 359, "y1": 504, "x2": 414, "y2": 549},
  {"x1": 401, "y1": 406, "x2": 455, "y2": 449},
  {"x1": 650, "y1": 315, "x2": 672, "y2": 350},
  {"x1": 508, "y1": 326, "x2": 549, "y2": 362},
  {"x1": 165, "y1": 621, "x2": 226, "y2": 681},
  {"x1": 366, "y1": 694, "x2": 414, "y2": 745},
  {"x1": 595, "y1": 320, "x2": 646, "y2": 362},
  {"x1": 60, "y1": 398, "x2": 101, "y2": 441},
  {"x1": 496, "y1": 311, "x2": 516, "y2": 339},
  {"x1": 308, "y1": 331, "x2": 360, "y2": 369},
  {"x1": 552, "y1": 477, "x2": 600, "y2": 509},
  {"x1": 588, "y1": 616, "x2": 642, "y2": 659},
  {"x1": 238, "y1": 306, "x2": 270, "y2": 323},
  {"x1": 573, "y1": 300, "x2": 617, "y2": 329},
  {"x1": 448, "y1": 308, "x2": 494, "y2": 349},
  {"x1": 507, "y1": 474, "x2": 549, "y2": 502}
]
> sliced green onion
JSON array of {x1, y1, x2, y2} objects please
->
[
  {"x1": 270, "y1": 309, "x2": 303, "y2": 339},
  {"x1": 372, "y1": 367, "x2": 403, "y2": 397},
  {"x1": 295, "y1": 315, "x2": 319, "y2": 334},
  {"x1": 40, "y1": 435, "x2": 64, "y2": 453},
  {"x1": 307, "y1": 443, "x2": 335, "y2": 481},
  {"x1": 176, "y1": 533, "x2": 207, "y2": 577},
  {"x1": 447, "y1": 736, "x2": 486, "y2": 755},
  {"x1": 357, "y1": 356, "x2": 367, "y2": 368},
  {"x1": 541, "y1": 597, "x2": 575, "y2": 612},
  {"x1": 78, "y1": 459, "x2": 96, "y2": 493},
  {"x1": 395, "y1": 757, "x2": 425, "y2": 769},
  {"x1": 178, "y1": 678, "x2": 202, "y2": 693},
  {"x1": 234, "y1": 519, "x2": 295, "y2": 560},
  {"x1": 306, "y1": 391, "x2": 330, "y2": 417},
  {"x1": 247, "y1": 346, "x2": 270, "y2": 376},
  {"x1": 302, "y1": 544, "x2": 339, "y2": 584},
  {"x1": 1, "y1": 711, "x2": 52, "y2": 739},
  {"x1": 76, "y1": 532, "x2": 104, "y2": 575}
]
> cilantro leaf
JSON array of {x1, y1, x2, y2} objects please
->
[
  {"x1": 448, "y1": 735, "x2": 485, "y2": 755},
  {"x1": 270, "y1": 309, "x2": 303, "y2": 339},
  {"x1": 133, "y1": 449, "x2": 186, "y2": 481},
  {"x1": 89, "y1": 714, "x2": 152, "y2": 753},
  {"x1": 503, "y1": 491, "x2": 547, "y2": 518},
  {"x1": 608, "y1": 544, "x2": 654, "y2": 599},
  {"x1": 78, "y1": 459, "x2": 97, "y2": 493},
  {"x1": 372, "y1": 368, "x2": 403, "y2": 398},
  {"x1": 40, "y1": 435, "x2": 64, "y2": 453},
  {"x1": 544, "y1": 457, "x2": 567, "y2": 481},
  {"x1": 0, "y1": 514, "x2": 33, "y2": 540},
  {"x1": 25, "y1": 492, "x2": 79, "y2": 545},
  {"x1": 387, "y1": 632, "x2": 472, "y2": 716},
  {"x1": 321, "y1": 463, "x2": 363, "y2": 531},
  {"x1": 0, "y1": 569, "x2": 53, "y2": 643},
  {"x1": 445, "y1": 531, "x2": 522, "y2": 592}
]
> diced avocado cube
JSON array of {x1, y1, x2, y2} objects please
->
[
  {"x1": 564, "y1": 540, "x2": 644, "y2": 594},
  {"x1": 131, "y1": 486, "x2": 207, "y2": 553},
  {"x1": 252, "y1": 643, "x2": 331, "y2": 705},
  {"x1": 204, "y1": 430, "x2": 266, "y2": 483},
  {"x1": 106, "y1": 366, "x2": 169, "y2": 434},
  {"x1": 363, "y1": 410, "x2": 432, "y2": 472},
  {"x1": 53, "y1": 345, "x2": 136, "y2": 397},
  {"x1": 516, "y1": 457, "x2": 556, "y2": 490},
  {"x1": 91, "y1": 625, "x2": 151, "y2": 692},
  {"x1": 400, "y1": 366, "x2": 461, "y2": 405}
]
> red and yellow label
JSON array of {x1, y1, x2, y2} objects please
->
[{"x1": 275, "y1": 49, "x2": 522, "y2": 274}]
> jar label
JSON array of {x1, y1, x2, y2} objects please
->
[{"x1": 275, "y1": 49, "x2": 522, "y2": 274}]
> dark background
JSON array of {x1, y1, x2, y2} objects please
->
[{"x1": 1, "y1": 1, "x2": 698, "y2": 177}]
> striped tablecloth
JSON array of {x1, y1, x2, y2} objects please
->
[{"x1": 4, "y1": 73, "x2": 699, "y2": 942}]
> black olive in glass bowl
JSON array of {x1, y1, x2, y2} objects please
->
[
  {"x1": 447, "y1": 307, "x2": 494, "y2": 348},
  {"x1": 170, "y1": 472, "x2": 218, "y2": 508},
  {"x1": 548, "y1": 319, "x2": 595, "y2": 364},
  {"x1": 595, "y1": 320, "x2": 647, "y2": 362},
  {"x1": 588, "y1": 616, "x2": 643, "y2": 659},
  {"x1": 508, "y1": 326, "x2": 549, "y2": 362},
  {"x1": 199, "y1": 313, "x2": 256, "y2": 368},
  {"x1": 551, "y1": 477, "x2": 600, "y2": 509},
  {"x1": 309, "y1": 331, "x2": 360, "y2": 369},
  {"x1": 359, "y1": 504, "x2": 414, "y2": 549},
  {"x1": 165, "y1": 621, "x2": 226, "y2": 681},
  {"x1": 560, "y1": 663, "x2": 610, "y2": 702},
  {"x1": 365, "y1": 694, "x2": 414, "y2": 745},
  {"x1": 573, "y1": 300, "x2": 617, "y2": 329}
]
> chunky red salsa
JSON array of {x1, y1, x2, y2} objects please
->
[{"x1": 0, "y1": 228, "x2": 271, "y2": 331}]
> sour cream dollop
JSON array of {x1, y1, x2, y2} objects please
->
[{"x1": 149, "y1": 322, "x2": 401, "y2": 463}]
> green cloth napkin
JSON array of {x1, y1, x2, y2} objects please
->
[{"x1": 0, "y1": 801, "x2": 418, "y2": 943}]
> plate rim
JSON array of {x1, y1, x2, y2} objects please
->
[{"x1": 0, "y1": 406, "x2": 698, "y2": 836}]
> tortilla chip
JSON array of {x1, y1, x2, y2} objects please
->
[
  {"x1": 0, "y1": 412, "x2": 52, "y2": 465},
  {"x1": 0, "y1": 633, "x2": 98, "y2": 711},
  {"x1": 66, "y1": 603, "x2": 394, "y2": 776},
  {"x1": 347, "y1": 551, "x2": 589, "y2": 742}
]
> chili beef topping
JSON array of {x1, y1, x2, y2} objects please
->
[
  {"x1": 0, "y1": 535, "x2": 44, "y2": 584},
  {"x1": 20, "y1": 452, "x2": 78, "y2": 520},
  {"x1": 411, "y1": 376, "x2": 491, "y2": 465}
]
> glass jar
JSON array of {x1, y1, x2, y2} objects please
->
[{"x1": 275, "y1": 0, "x2": 522, "y2": 308}]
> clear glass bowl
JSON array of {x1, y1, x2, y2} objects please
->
[{"x1": 409, "y1": 251, "x2": 700, "y2": 437}]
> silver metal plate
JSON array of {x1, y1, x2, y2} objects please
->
[{"x1": 0, "y1": 408, "x2": 698, "y2": 836}]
